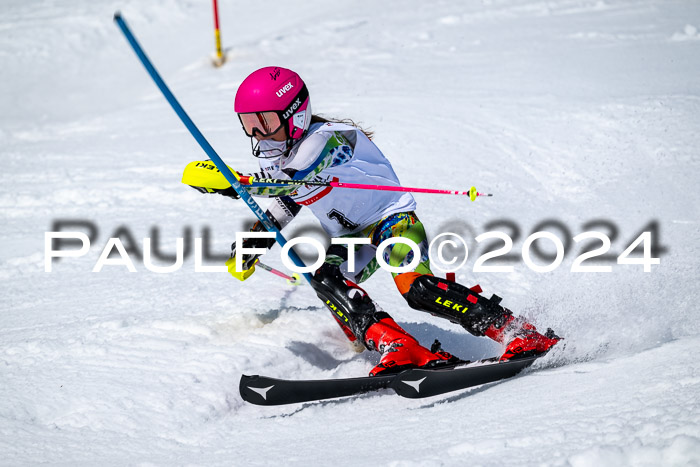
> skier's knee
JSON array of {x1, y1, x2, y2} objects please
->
[{"x1": 394, "y1": 272, "x2": 425, "y2": 309}]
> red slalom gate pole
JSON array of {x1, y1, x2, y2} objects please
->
[{"x1": 212, "y1": 0, "x2": 225, "y2": 66}]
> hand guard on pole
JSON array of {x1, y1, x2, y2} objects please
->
[
  {"x1": 182, "y1": 160, "x2": 240, "y2": 198},
  {"x1": 226, "y1": 257, "x2": 257, "y2": 281},
  {"x1": 227, "y1": 220, "x2": 276, "y2": 281}
]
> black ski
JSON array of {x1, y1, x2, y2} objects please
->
[
  {"x1": 390, "y1": 355, "x2": 539, "y2": 398},
  {"x1": 240, "y1": 372, "x2": 397, "y2": 406},
  {"x1": 240, "y1": 356, "x2": 540, "y2": 406}
]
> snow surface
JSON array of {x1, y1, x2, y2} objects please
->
[{"x1": 2, "y1": 0, "x2": 700, "y2": 465}]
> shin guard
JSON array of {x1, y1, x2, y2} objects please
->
[
  {"x1": 311, "y1": 262, "x2": 383, "y2": 348},
  {"x1": 396, "y1": 273, "x2": 512, "y2": 336}
]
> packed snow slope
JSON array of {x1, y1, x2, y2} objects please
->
[{"x1": 1, "y1": 0, "x2": 699, "y2": 465}]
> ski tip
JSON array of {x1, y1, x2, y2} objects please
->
[{"x1": 113, "y1": 11, "x2": 122, "y2": 21}]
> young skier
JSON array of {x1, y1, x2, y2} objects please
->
[{"x1": 184, "y1": 66, "x2": 561, "y2": 376}]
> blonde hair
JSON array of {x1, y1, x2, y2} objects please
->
[{"x1": 310, "y1": 114, "x2": 374, "y2": 140}]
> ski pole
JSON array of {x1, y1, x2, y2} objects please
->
[
  {"x1": 239, "y1": 176, "x2": 492, "y2": 202},
  {"x1": 257, "y1": 262, "x2": 303, "y2": 286},
  {"x1": 113, "y1": 12, "x2": 312, "y2": 283}
]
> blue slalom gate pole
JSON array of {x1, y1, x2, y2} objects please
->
[{"x1": 113, "y1": 12, "x2": 312, "y2": 283}]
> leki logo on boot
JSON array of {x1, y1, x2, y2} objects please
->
[
  {"x1": 435, "y1": 297, "x2": 469, "y2": 313},
  {"x1": 326, "y1": 300, "x2": 349, "y2": 323}
]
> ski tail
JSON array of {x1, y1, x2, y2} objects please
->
[{"x1": 240, "y1": 373, "x2": 396, "y2": 406}]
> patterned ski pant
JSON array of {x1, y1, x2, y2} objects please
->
[{"x1": 323, "y1": 211, "x2": 433, "y2": 284}]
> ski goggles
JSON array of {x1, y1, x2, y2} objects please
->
[{"x1": 238, "y1": 111, "x2": 285, "y2": 138}]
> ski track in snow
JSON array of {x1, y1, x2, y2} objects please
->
[{"x1": 1, "y1": 0, "x2": 699, "y2": 465}]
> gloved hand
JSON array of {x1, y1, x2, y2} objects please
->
[
  {"x1": 182, "y1": 160, "x2": 241, "y2": 199},
  {"x1": 227, "y1": 221, "x2": 276, "y2": 281}
]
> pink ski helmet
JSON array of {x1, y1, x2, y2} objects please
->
[{"x1": 234, "y1": 66, "x2": 311, "y2": 141}]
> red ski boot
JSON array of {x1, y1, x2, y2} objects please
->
[
  {"x1": 364, "y1": 317, "x2": 459, "y2": 376},
  {"x1": 485, "y1": 315, "x2": 561, "y2": 361}
]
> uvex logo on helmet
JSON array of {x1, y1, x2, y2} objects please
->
[
  {"x1": 282, "y1": 98, "x2": 302, "y2": 120},
  {"x1": 276, "y1": 82, "x2": 293, "y2": 97}
]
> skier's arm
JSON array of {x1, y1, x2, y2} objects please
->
[
  {"x1": 243, "y1": 131, "x2": 353, "y2": 197},
  {"x1": 181, "y1": 130, "x2": 353, "y2": 198},
  {"x1": 181, "y1": 160, "x2": 303, "y2": 279},
  {"x1": 180, "y1": 148, "x2": 320, "y2": 198}
]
